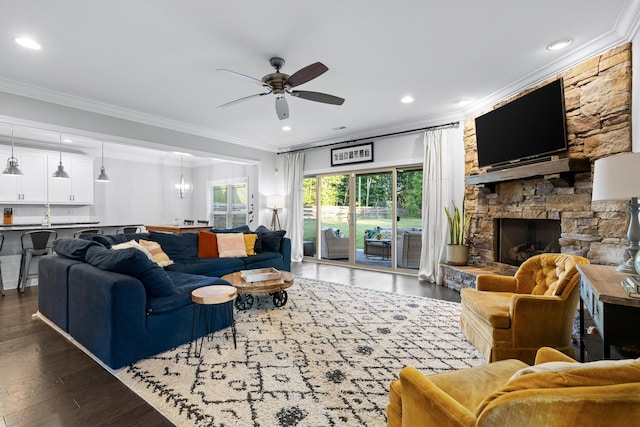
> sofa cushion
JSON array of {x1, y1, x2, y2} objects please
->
[
  {"x1": 244, "y1": 251, "x2": 285, "y2": 270},
  {"x1": 148, "y1": 231, "x2": 198, "y2": 261},
  {"x1": 217, "y1": 233, "x2": 248, "y2": 257},
  {"x1": 166, "y1": 257, "x2": 245, "y2": 277},
  {"x1": 197, "y1": 231, "x2": 219, "y2": 258},
  {"x1": 255, "y1": 225, "x2": 286, "y2": 253},
  {"x1": 139, "y1": 239, "x2": 174, "y2": 267},
  {"x1": 84, "y1": 245, "x2": 174, "y2": 297},
  {"x1": 93, "y1": 232, "x2": 150, "y2": 248},
  {"x1": 211, "y1": 225, "x2": 251, "y2": 234},
  {"x1": 461, "y1": 289, "x2": 513, "y2": 329},
  {"x1": 53, "y1": 238, "x2": 104, "y2": 260},
  {"x1": 146, "y1": 271, "x2": 233, "y2": 314}
]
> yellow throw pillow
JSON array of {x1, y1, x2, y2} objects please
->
[
  {"x1": 139, "y1": 239, "x2": 174, "y2": 267},
  {"x1": 217, "y1": 233, "x2": 248, "y2": 258},
  {"x1": 243, "y1": 233, "x2": 258, "y2": 256}
]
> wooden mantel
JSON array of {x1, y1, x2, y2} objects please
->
[{"x1": 465, "y1": 157, "x2": 590, "y2": 193}]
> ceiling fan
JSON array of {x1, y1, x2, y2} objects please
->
[{"x1": 217, "y1": 57, "x2": 345, "y2": 120}]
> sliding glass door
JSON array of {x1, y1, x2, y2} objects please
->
[
  {"x1": 304, "y1": 165, "x2": 422, "y2": 272},
  {"x1": 318, "y1": 174, "x2": 351, "y2": 264},
  {"x1": 355, "y1": 171, "x2": 393, "y2": 268}
]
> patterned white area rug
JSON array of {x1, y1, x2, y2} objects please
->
[{"x1": 115, "y1": 277, "x2": 485, "y2": 426}]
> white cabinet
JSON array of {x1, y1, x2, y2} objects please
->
[
  {"x1": 47, "y1": 155, "x2": 94, "y2": 204},
  {"x1": 0, "y1": 148, "x2": 47, "y2": 203}
]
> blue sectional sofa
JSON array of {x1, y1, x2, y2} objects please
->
[{"x1": 37, "y1": 227, "x2": 291, "y2": 369}]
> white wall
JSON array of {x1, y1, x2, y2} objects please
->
[{"x1": 302, "y1": 124, "x2": 465, "y2": 199}]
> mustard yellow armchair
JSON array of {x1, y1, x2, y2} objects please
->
[
  {"x1": 387, "y1": 347, "x2": 640, "y2": 427},
  {"x1": 460, "y1": 253, "x2": 589, "y2": 364}
]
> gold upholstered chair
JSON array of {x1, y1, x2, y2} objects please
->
[
  {"x1": 460, "y1": 253, "x2": 589, "y2": 364},
  {"x1": 387, "y1": 347, "x2": 640, "y2": 427}
]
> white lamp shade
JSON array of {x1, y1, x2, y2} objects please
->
[
  {"x1": 592, "y1": 152, "x2": 640, "y2": 201},
  {"x1": 266, "y1": 194, "x2": 284, "y2": 209}
]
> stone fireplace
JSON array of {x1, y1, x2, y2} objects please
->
[
  {"x1": 441, "y1": 43, "x2": 633, "y2": 291},
  {"x1": 497, "y1": 218, "x2": 561, "y2": 266}
]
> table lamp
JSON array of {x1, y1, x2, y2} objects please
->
[{"x1": 592, "y1": 152, "x2": 640, "y2": 273}]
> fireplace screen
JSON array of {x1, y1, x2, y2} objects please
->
[{"x1": 497, "y1": 219, "x2": 561, "y2": 266}]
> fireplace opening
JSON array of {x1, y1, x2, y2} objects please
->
[{"x1": 496, "y1": 219, "x2": 561, "y2": 266}]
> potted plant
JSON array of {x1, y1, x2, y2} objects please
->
[{"x1": 444, "y1": 197, "x2": 472, "y2": 265}]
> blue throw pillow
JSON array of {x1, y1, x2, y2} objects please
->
[
  {"x1": 85, "y1": 245, "x2": 174, "y2": 297},
  {"x1": 148, "y1": 231, "x2": 198, "y2": 261},
  {"x1": 53, "y1": 238, "x2": 104, "y2": 260},
  {"x1": 254, "y1": 225, "x2": 286, "y2": 253}
]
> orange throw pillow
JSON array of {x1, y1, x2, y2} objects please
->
[{"x1": 198, "y1": 231, "x2": 219, "y2": 258}]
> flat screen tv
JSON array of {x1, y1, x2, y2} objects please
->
[{"x1": 474, "y1": 78, "x2": 568, "y2": 169}]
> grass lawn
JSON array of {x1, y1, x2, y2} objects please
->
[{"x1": 304, "y1": 218, "x2": 422, "y2": 249}]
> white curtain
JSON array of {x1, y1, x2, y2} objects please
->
[
  {"x1": 284, "y1": 152, "x2": 305, "y2": 262},
  {"x1": 419, "y1": 128, "x2": 456, "y2": 283}
]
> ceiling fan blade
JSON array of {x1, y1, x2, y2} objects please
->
[
  {"x1": 275, "y1": 96, "x2": 289, "y2": 120},
  {"x1": 217, "y1": 92, "x2": 270, "y2": 108},
  {"x1": 284, "y1": 62, "x2": 328, "y2": 87},
  {"x1": 217, "y1": 69, "x2": 268, "y2": 87},
  {"x1": 290, "y1": 90, "x2": 345, "y2": 105}
]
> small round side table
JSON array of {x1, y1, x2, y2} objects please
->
[{"x1": 191, "y1": 285, "x2": 238, "y2": 357}]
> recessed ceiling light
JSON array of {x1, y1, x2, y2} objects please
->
[
  {"x1": 401, "y1": 95, "x2": 414, "y2": 104},
  {"x1": 546, "y1": 38, "x2": 573, "y2": 51},
  {"x1": 456, "y1": 99, "x2": 472, "y2": 107},
  {"x1": 281, "y1": 125, "x2": 292, "y2": 132},
  {"x1": 15, "y1": 37, "x2": 41, "y2": 50},
  {"x1": 62, "y1": 138, "x2": 73, "y2": 143}
]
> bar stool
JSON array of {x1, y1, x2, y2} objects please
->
[
  {"x1": 0, "y1": 234, "x2": 5, "y2": 296},
  {"x1": 73, "y1": 228, "x2": 103, "y2": 239},
  {"x1": 18, "y1": 230, "x2": 57, "y2": 293},
  {"x1": 116, "y1": 226, "x2": 141, "y2": 235}
]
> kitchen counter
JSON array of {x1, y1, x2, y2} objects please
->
[{"x1": 0, "y1": 221, "x2": 101, "y2": 231}]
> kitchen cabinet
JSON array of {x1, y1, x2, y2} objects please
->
[
  {"x1": 0, "y1": 148, "x2": 47, "y2": 203},
  {"x1": 47, "y1": 155, "x2": 94, "y2": 204}
]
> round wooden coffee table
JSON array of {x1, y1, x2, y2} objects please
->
[{"x1": 222, "y1": 271, "x2": 294, "y2": 310}]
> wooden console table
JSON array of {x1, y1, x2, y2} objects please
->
[
  {"x1": 145, "y1": 225, "x2": 212, "y2": 233},
  {"x1": 577, "y1": 264, "x2": 640, "y2": 361}
]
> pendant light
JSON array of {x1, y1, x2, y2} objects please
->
[
  {"x1": 52, "y1": 134, "x2": 70, "y2": 179},
  {"x1": 171, "y1": 154, "x2": 193, "y2": 199},
  {"x1": 95, "y1": 141, "x2": 110, "y2": 182},
  {"x1": 2, "y1": 127, "x2": 23, "y2": 175}
]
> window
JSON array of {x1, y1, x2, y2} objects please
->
[{"x1": 210, "y1": 181, "x2": 249, "y2": 228}]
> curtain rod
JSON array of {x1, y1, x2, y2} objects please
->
[{"x1": 276, "y1": 121, "x2": 459, "y2": 155}]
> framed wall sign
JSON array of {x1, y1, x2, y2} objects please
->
[{"x1": 331, "y1": 142, "x2": 374, "y2": 167}]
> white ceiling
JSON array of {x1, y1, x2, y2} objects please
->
[{"x1": 0, "y1": 0, "x2": 637, "y2": 158}]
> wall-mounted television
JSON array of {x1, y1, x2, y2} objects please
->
[{"x1": 474, "y1": 78, "x2": 568, "y2": 169}]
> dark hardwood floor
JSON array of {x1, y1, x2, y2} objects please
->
[{"x1": 1, "y1": 262, "x2": 458, "y2": 426}]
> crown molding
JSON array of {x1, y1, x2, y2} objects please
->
[{"x1": 0, "y1": 77, "x2": 279, "y2": 152}]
